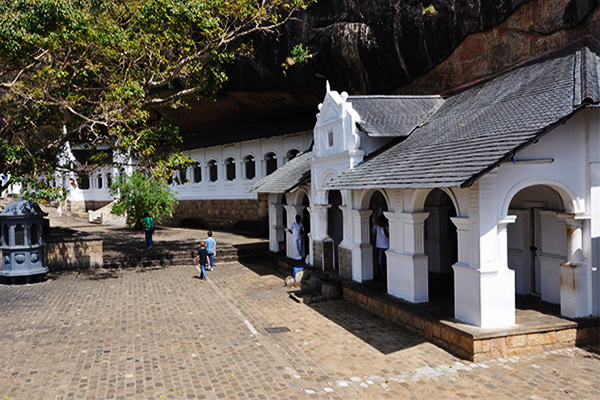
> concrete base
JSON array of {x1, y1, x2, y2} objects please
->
[
  {"x1": 454, "y1": 263, "x2": 516, "y2": 328},
  {"x1": 387, "y1": 251, "x2": 428, "y2": 303}
]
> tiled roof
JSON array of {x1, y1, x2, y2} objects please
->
[
  {"x1": 350, "y1": 96, "x2": 443, "y2": 137},
  {"x1": 326, "y1": 45, "x2": 600, "y2": 190},
  {"x1": 247, "y1": 151, "x2": 312, "y2": 193}
]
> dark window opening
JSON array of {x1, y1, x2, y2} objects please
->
[
  {"x1": 208, "y1": 160, "x2": 218, "y2": 182},
  {"x1": 226, "y1": 158, "x2": 236, "y2": 181},
  {"x1": 244, "y1": 155, "x2": 255, "y2": 179},
  {"x1": 265, "y1": 152, "x2": 277, "y2": 175}
]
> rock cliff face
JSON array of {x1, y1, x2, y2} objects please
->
[{"x1": 176, "y1": 0, "x2": 599, "y2": 135}]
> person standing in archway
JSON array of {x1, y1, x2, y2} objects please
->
[
  {"x1": 288, "y1": 214, "x2": 304, "y2": 260},
  {"x1": 373, "y1": 214, "x2": 389, "y2": 278}
]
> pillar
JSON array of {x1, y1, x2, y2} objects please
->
[
  {"x1": 352, "y1": 209, "x2": 373, "y2": 282},
  {"x1": 560, "y1": 216, "x2": 592, "y2": 317},
  {"x1": 387, "y1": 212, "x2": 429, "y2": 302}
]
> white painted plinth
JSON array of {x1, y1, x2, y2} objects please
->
[
  {"x1": 454, "y1": 263, "x2": 516, "y2": 328},
  {"x1": 387, "y1": 251, "x2": 428, "y2": 303},
  {"x1": 560, "y1": 262, "x2": 591, "y2": 318}
]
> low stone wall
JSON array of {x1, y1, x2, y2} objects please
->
[
  {"x1": 338, "y1": 246, "x2": 352, "y2": 279},
  {"x1": 45, "y1": 238, "x2": 103, "y2": 271},
  {"x1": 342, "y1": 284, "x2": 599, "y2": 361},
  {"x1": 163, "y1": 195, "x2": 269, "y2": 234}
]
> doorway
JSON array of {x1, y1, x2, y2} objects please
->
[
  {"x1": 369, "y1": 191, "x2": 389, "y2": 280},
  {"x1": 424, "y1": 189, "x2": 457, "y2": 303},
  {"x1": 508, "y1": 185, "x2": 566, "y2": 306}
]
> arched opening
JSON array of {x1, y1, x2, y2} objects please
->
[
  {"x1": 302, "y1": 194, "x2": 311, "y2": 259},
  {"x1": 244, "y1": 155, "x2": 255, "y2": 179},
  {"x1": 327, "y1": 190, "x2": 343, "y2": 270},
  {"x1": 287, "y1": 149, "x2": 300, "y2": 162},
  {"x1": 424, "y1": 189, "x2": 457, "y2": 304},
  {"x1": 265, "y1": 152, "x2": 277, "y2": 175},
  {"x1": 369, "y1": 191, "x2": 389, "y2": 281},
  {"x1": 97, "y1": 174, "x2": 103, "y2": 189},
  {"x1": 30, "y1": 223, "x2": 40, "y2": 245},
  {"x1": 178, "y1": 167, "x2": 187, "y2": 184},
  {"x1": 208, "y1": 160, "x2": 218, "y2": 182},
  {"x1": 193, "y1": 162, "x2": 202, "y2": 183},
  {"x1": 225, "y1": 157, "x2": 236, "y2": 181},
  {"x1": 2, "y1": 224, "x2": 8, "y2": 245},
  {"x1": 15, "y1": 224, "x2": 24, "y2": 246},
  {"x1": 507, "y1": 185, "x2": 566, "y2": 307}
]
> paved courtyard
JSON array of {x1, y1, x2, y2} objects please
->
[{"x1": 0, "y1": 248, "x2": 599, "y2": 399}]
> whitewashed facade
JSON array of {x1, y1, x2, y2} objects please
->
[{"x1": 268, "y1": 83, "x2": 600, "y2": 329}]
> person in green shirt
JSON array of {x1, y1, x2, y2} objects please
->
[{"x1": 142, "y1": 213, "x2": 155, "y2": 250}]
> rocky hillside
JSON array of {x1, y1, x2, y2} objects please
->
[{"x1": 173, "y1": 0, "x2": 599, "y2": 135}]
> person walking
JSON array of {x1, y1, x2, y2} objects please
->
[
  {"x1": 288, "y1": 214, "x2": 304, "y2": 260},
  {"x1": 205, "y1": 231, "x2": 216, "y2": 271},
  {"x1": 142, "y1": 213, "x2": 155, "y2": 250},
  {"x1": 194, "y1": 241, "x2": 210, "y2": 280}
]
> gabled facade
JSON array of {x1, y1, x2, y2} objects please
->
[{"x1": 254, "y1": 44, "x2": 600, "y2": 328}]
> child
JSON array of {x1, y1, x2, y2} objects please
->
[
  {"x1": 193, "y1": 241, "x2": 210, "y2": 280},
  {"x1": 205, "y1": 231, "x2": 216, "y2": 271}
]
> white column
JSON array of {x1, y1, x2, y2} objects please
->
[
  {"x1": 269, "y1": 200, "x2": 284, "y2": 252},
  {"x1": 387, "y1": 212, "x2": 429, "y2": 303},
  {"x1": 352, "y1": 209, "x2": 373, "y2": 282},
  {"x1": 453, "y1": 176, "x2": 516, "y2": 328},
  {"x1": 560, "y1": 216, "x2": 592, "y2": 317}
]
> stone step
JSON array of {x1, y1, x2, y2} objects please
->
[{"x1": 102, "y1": 242, "x2": 268, "y2": 269}]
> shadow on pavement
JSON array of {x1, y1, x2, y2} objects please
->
[{"x1": 306, "y1": 299, "x2": 427, "y2": 355}]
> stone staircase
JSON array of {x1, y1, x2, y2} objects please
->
[{"x1": 102, "y1": 241, "x2": 269, "y2": 269}]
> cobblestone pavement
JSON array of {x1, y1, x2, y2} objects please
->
[{"x1": 0, "y1": 260, "x2": 598, "y2": 400}]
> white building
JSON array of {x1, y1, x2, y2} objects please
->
[
  {"x1": 251, "y1": 44, "x2": 600, "y2": 328},
  {"x1": 36, "y1": 116, "x2": 314, "y2": 231}
]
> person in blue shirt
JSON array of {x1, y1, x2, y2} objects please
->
[{"x1": 205, "y1": 231, "x2": 216, "y2": 271}]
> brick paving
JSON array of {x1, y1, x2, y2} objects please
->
[{"x1": 0, "y1": 227, "x2": 599, "y2": 399}]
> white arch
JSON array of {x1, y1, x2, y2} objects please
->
[
  {"x1": 502, "y1": 178, "x2": 580, "y2": 215},
  {"x1": 410, "y1": 188, "x2": 463, "y2": 216},
  {"x1": 287, "y1": 187, "x2": 311, "y2": 206},
  {"x1": 357, "y1": 189, "x2": 391, "y2": 210}
]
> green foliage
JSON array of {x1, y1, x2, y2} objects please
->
[
  {"x1": 109, "y1": 170, "x2": 178, "y2": 229},
  {"x1": 290, "y1": 43, "x2": 310, "y2": 65},
  {"x1": 0, "y1": 0, "x2": 314, "y2": 195}
]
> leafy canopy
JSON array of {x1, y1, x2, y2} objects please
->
[
  {"x1": 109, "y1": 170, "x2": 177, "y2": 229},
  {"x1": 0, "y1": 0, "x2": 313, "y2": 203}
]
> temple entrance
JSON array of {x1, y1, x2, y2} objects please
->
[
  {"x1": 508, "y1": 185, "x2": 567, "y2": 306},
  {"x1": 424, "y1": 189, "x2": 457, "y2": 303},
  {"x1": 327, "y1": 190, "x2": 343, "y2": 270},
  {"x1": 369, "y1": 191, "x2": 389, "y2": 280}
]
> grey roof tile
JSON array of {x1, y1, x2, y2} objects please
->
[
  {"x1": 326, "y1": 44, "x2": 599, "y2": 190},
  {"x1": 349, "y1": 96, "x2": 443, "y2": 137},
  {"x1": 247, "y1": 151, "x2": 312, "y2": 193}
]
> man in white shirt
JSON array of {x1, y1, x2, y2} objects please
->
[{"x1": 288, "y1": 215, "x2": 304, "y2": 260}]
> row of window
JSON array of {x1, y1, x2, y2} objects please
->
[
  {"x1": 48, "y1": 150, "x2": 301, "y2": 189},
  {"x1": 176, "y1": 150, "x2": 299, "y2": 184}
]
